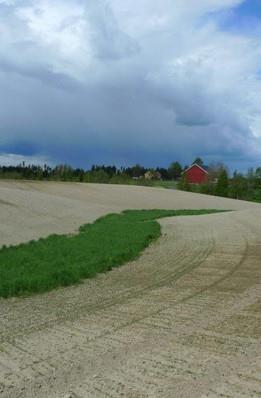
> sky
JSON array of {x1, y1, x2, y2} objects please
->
[{"x1": 0, "y1": 0, "x2": 261, "y2": 171}]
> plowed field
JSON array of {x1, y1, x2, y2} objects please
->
[{"x1": 0, "y1": 181, "x2": 260, "y2": 397}]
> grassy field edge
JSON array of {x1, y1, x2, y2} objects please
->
[{"x1": 0, "y1": 209, "x2": 227, "y2": 298}]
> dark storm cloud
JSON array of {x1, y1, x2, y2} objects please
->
[{"x1": 0, "y1": 0, "x2": 261, "y2": 170}]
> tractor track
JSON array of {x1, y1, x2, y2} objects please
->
[{"x1": 0, "y1": 182, "x2": 261, "y2": 397}]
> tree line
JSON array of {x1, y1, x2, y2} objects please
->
[
  {"x1": 1, "y1": 158, "x2": 261, "y2": 203},
  {"x1": 0, "y1": 161, "x2": 183, "y2": 183}
]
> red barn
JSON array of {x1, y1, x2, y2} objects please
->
[{"x1": 183, "y1": 164, "x2": 209, "y2": 184}]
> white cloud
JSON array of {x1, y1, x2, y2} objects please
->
[
  {"x1": 12, "y1": 1, "x2": 93, "y2": 79},
  {"x1": 0, "y1": 153, "x2": 52, "y2": 166},
  {"x1": 0, "y1": 0, "x2": 261, "y2": 169}
]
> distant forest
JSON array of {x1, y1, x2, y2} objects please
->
[
  {"x1": 0, "y1": 161, "x2": 183, "y2": 184},
  {"x1": 1, "y1": 158, "x2": 261, "y2": 203}
]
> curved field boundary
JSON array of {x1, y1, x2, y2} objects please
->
[{"x1": 0, "y1": 209, "x2": 226, "y2": 298}]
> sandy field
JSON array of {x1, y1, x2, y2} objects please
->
[{"x1": 0, "y1": 181, "x2": 261, "y2": 397}]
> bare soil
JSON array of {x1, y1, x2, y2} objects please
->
[{"x1": 0, "y1": 181, "x2": 260, "y2": 397}]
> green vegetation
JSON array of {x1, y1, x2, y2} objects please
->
[
  {"x1": 0, "y1": 209, "x2": 224, "y2": 298},
  {"x1": 180, "y1": 166, "x2": 261, "y2": 202},
  {"x1": 167, "y1": 162, "x2": 183, "y2": 180},
  {"x1": 177, "y1": 174, "x2": 191, "y2": 192},
  {"x1": 215, "y1": 169, "x2": 229, "y2": 197},
  {"x1": 131, "y1": 179, "x2": 178, "y2": 189},
  {"x1": 148, "y1": 180, "x2": 178, "y2": 189},
  {"x1": 0, "y1": 162, "x2": 183, "y2": 185}
]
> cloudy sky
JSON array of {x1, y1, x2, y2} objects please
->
[{"x1": 0, "y1": 0, "x2": 261, "y2": 170}]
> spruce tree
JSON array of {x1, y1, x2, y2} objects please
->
[{"x1": 215, "y1": 169, "x2": 229, "y2": 197}]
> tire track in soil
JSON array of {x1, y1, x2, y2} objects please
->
[
  {"x1": 55, "y1": 216, "x2": 260, "y2": 398},
  {"x1": 0, "y1": 218, "x2": 215, "y2": 342},
  {"x1": 0, "y1": 216, "x2": 217, "y2": 396},
  {"x1": 1, "y1": 211, "x2": 261, "y2": 397}
]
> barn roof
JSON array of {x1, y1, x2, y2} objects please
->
[{"x1": 183, "y1": 163, "x2": 209, "y2": 175}]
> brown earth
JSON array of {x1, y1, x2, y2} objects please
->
[{"x1": 0, "y1": 181, "x2": 260, "y2": 397}]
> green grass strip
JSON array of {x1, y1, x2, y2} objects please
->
[{"x1": 0, "y1": 209, "x2": 226, "y2": 298}]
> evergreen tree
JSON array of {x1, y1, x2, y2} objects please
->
[
  {"x1": 215, "y1": 169, "x2": 229, "y2": 197},
  {"x1": 193, "y1": 157, "x2": 204, "y2": 166},
  {"x1": 168, "y1": 161, "x2": 182, "y2": 180},
  {"x1": 230, "y1": 171, "x2": 247, "y2": 199}
]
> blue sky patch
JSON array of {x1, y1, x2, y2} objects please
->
[{"x1": 213, "y1": 0, "x2": 261, "y2": 33}]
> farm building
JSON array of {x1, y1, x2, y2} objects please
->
[
  {"x1": 144, "y1": 170, "x2": 162, "y2": 180},
  {"x1": 183, "y1": 163, "x2": 209, "y2": 184}
]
